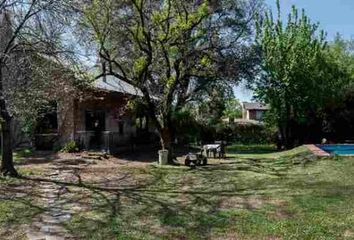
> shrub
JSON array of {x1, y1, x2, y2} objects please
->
[
  {"x1": 60, "y1": 140, "x2": 79, "y2": 153},
  {"x1": 230, "y1": 123, "x2": 277, "y2": 144},
  {"x1": 16, "y1": 148, "x2": 34, "y2": 158}
]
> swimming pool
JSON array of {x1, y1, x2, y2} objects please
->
[{"x1": 317, "y1": 144, "x2": 354, "y2": 156}]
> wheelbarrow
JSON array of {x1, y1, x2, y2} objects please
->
[{"x1": 184, "y1": 152, "x2": 207, "y2": 167}]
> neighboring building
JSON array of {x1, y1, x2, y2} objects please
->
[{"x1": 242, "y1": 102, "x2": 269, "y2": 121}]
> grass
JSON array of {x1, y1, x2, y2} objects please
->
[
  {"x1": 13, "y1": 148, "x2": 35, "y2": 165},
  {"x1": 226, "y1": 143, "x2": 278, "y2": 154},
  {"x1": 226, "y1": 143, "x2": 307, "y2": 159},
  {"x1": 0, "y1": 199, "x2": 40, "y2": 225},
  {"x1": 0, "y1": 177, "x2": 43, "y2": 239},
  {"x1": 64, "y1": 146, "x2": 354, "y2": 239},
  {"x1": 3, "y1": 145, "x2": 354, "y2": 239}
]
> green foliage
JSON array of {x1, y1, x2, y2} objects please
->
[
  {"x1": 133, "y1": 56, "x2": 148, "y2": 75},
  {"x1": 226, "y1": 144, "x2": 278, "y2": 155},
  {"x1": 82, "y1": 0, "x2": 261, "y2": 149},
  {"x1": 231, "y1": 123, "x2": 277, "y2": 144},
  {"x1": 195, "y1": 85, "x2": 234, "y2": 126},
  {"x1": 320, "y1": 36, "x2": 354, "y2": 141},
  {"x1": 60, "y1": 140, "x2": 79, "y2": 153},
  {"x1": 16, "y1": 148, "x2": 34, "y2": 158},
  {"x1": 255, "y1": 0, "x2": 349, "y2": 147},
  {"x1": 222, "y1": 98, "x2": 242, "y2": 120},
  {"x1": 172, "y1": 107, "x2": 201, "y2": 144}
]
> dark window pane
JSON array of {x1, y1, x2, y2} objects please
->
[
  {"x1": 85, "y1": 111, "x2": 106, "y2": 131},
  {"x1": 36, "y1": 101, "x2": 58, "y2": 134},
  {"x1": 119, "y1": 121, "x2": 124, "y2": 135}
]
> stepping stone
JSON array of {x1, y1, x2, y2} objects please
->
[
  {"x1": 25, "y1": 231, "x2": 47, "y2": 240},
  {"x1": 40, "y1": 183, "x2": 58, "y2": 188},
  {"x1": 42, "y1": 189, "x2": 60, "y2": 194},
  {"x1": 47, "y1": 172, "x2": 60, "y2": 177},
  {"x1": 41, "y1": 217, "x2": 63, "y2": 225},
  {"x1": 15, "y1": 192, "x2": 28, "y2": 198},
  {"x1": 44, "y1": 237, "x2": 64, "y2": 240},
  {"x1": 53, "y1": 199, "x2": 69, "y2": 205},
  {"x1": 50, "y1": 210, "x2": 71, "y2": 217},
  {"x1": 26, "y1": 169, "x2": 76, "y2": 240},
  {"x1": 69, "y1": 205, "x2": 83, "y2": 212},
  {"x1": 57, "y1": 213, "x2": 71, "y2": 221},
  {"x1": 45, "y1": 235, "x2": 66, "y2": 240},
  {"x1": 40, "y1": 225, "x2": 66, "y2": 234},
  {"x1": 42, "y1": 194, "x2": 58, "y2": 200},
  {"x1": 47, "y1": 199, "x2": 56, "y2": 204}
]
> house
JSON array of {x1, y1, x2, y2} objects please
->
[
  {"x1": 242, "y1": 102, "x2": 269, "y2": 121},
  {"x1": 1, "y1": 11, "x2": 155, "y2": 153},
  {"x1": 35, "y1": 75, "x2": 155, "y2": 153}
]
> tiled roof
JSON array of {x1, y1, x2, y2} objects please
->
[
  {"x1": 243, "y1": 102, "x2": 270, "y2": 110},
  {"x1": 94, "y1": 75, "x2": 143, "y2": 96}
]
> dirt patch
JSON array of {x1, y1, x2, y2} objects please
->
[
  {"x1": 219, "y1": 195, "x2": 270, "y2": 210},
  {"x1": 344, "y1": 230, "x2": 354, "y2": 238},
  {"x1": 0, "y1": 226, "x2": 27, "y2": 240},
  {"x1": 267, "y1": 208, "x2": 293, "y2": 220},
  {"x1": 219, "y1": 196, "x2": 290, "y2": 216},
  {"x1": 219, "y1": 196, "x2": 246, "y2": 209}
]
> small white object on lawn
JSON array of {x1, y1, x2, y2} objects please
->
[{"x1": 158, "y1": 150, "x2": 169, "y2": 165}]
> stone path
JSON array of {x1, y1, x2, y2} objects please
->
[{"x1": 26, "y1": 167, "x2": 77, "y2": 240}]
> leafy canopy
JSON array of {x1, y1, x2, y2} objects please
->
[
  {"x1": 83, "y1": 0, "x2": 261, "y2": 132},
  {"x1": 254, "y1": 0, "x2": 348, "y2": 146}
]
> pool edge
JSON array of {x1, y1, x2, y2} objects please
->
[{"x1": 305, "y1": 144, "x2": 331, "y2": 157}]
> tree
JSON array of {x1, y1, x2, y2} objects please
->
[
  {"x1": 82, "y1": 0, "x2": 262, "y2": 161},
  {"x1": 321, "y1": 36, "x2": 354, "y2": 141},
  {"x1": 254, "y1": 1, "x2": 346, "y2": 148},
  {"x1": 0, "y1": 0, "x2": 78, "y2": 176},
  {"x1": 223, "y1": 98, "x2": 242, "y2": 120}
]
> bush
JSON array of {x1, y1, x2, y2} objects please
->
[
  {"x1": 16, "y1": 148, "x2": 34, "y2": 158},
  {"x1": 60, "y1": 140, "x2": 79, "y2": 153},
  {"x1": 232, "y1": 123, "x2": 277, "y2": 144}
]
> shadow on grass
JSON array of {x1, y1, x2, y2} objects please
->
[
  {"x1": 12, "y1": 154, "x2": 305, "y2": 239},
  {"x1": 0, "y1": 178, "x2": 48, "y2": 238},
  {"x1": 15, "y1": 164, "x2": 286, "y2": 239},
  {"x1": 15, "y1": 151, "x2": 60, "y2": 166},
  {"x1": 5, "y1": 151, "x2": 352, "y2": 239}
]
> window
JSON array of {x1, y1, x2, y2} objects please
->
[
  {"x1": 119, "y1": 121, "x2": 124, "y2": 135},
  {"x1": 136, "y1": 117, "x2": 147, "y2": 130},
  {"x1": 256, "y1": 111, "x2": 264, "y2": 120},
  {"x1": 36, "y1": 101, "x2": 58, "y2": 134},
  {"x1": 85, "y1": 110, "x2": 106, "y2": 131}
]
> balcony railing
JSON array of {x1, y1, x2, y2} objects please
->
[{"x1": 75, "y1": 131, "x2": 132, "y2": 154}]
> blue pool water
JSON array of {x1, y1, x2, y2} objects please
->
[{"x1": 317, "y1": 144, "x2": 354, "y2": 156}]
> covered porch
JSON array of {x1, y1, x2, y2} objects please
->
[
  {"x1": 72, "y1": 89, "x2": 152, "y2": 153},
  {"x1": 35, "y1": 76, "x2": 155, "y2": 152}
]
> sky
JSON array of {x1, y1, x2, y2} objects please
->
[{"x1": 235, "y1": 0, "x2": 354, "y2": 102}]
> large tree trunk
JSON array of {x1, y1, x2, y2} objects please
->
[
  {"x1": 278, "y1": 121, "x2": 294, "y2": 150},
  {"x1": 278, "y1": 123, "x2": 285, "y2": 150},
  {"x1": 0, "y1": 63, "x2": 18, "y2": 177},
  {"x1": 281, "y1": 102, "x2": 295, "y2": 149},
  {"x1": 1, "y1": 117, "x2": 18, "y2": 177},
  {"x1": 159, "y1": 127, "x2": 175, "y2": 164}
]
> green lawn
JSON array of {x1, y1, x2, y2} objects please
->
[
  {"x1": 226, "y1": 144, "x2": 307, "y2": 159},
  {"x1": 2, "y1": 146, "x2": 354, "y2": 239},
  {"x1": 0, "y1": 177, "x2": 43, "y2": 239},
  {"x1": 65, "y1": 147, "x2": 354, "y2": 239}
]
